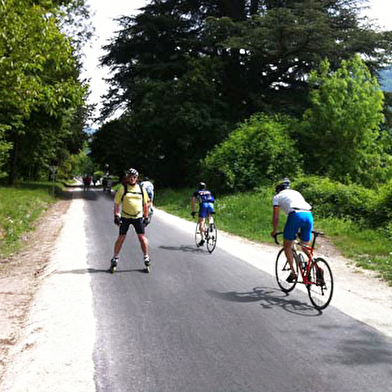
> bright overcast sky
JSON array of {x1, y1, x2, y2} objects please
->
[
  {"x1": 81, "y1": 0, "x2": 147, "y2": 126},
  {"x1": 81, "y1": 0, "x2": 392, "y2": 127}
]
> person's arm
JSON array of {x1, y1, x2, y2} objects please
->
[
  {"x1": 143, "y1": 189, "x2": 149, "y2": 218},
  {"x1": 114, "y1": 187, "x2": 123, "y2": 218},
  {"x1": 271, "y1": 206, "x2": 280, "y2": 237},
  {"x1": 114, "y1": 203, "x2": 121, "y2": 217},
  {"x1": 191, "y1": 196, "x2": 197, "y2": 214}
]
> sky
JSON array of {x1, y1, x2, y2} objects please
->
[
  {"x1": 81, "y1": 0, "x2": 147, "y2": 126},
  {"x1": 81, "y1": 0, "x2": 392, "y2": 127}
]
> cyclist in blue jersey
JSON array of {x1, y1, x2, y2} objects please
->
[
  {"x1": 191, "y1": 182, "x2": 215, "y2": 247},
  {"x1": 141, "y1": 177, "x2": 155, "y2": 223}
]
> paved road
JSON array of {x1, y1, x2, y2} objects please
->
[{"x1": 84, "y1": 189, "x2": 392, "y2": 392}]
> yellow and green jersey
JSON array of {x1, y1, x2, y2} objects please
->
[{"x1": 115, "y1": 183, "x2": 150, "y2": 219}]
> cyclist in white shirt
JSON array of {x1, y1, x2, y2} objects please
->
[{"x1": 271, "y1": 178, "x2": 313, "y2": 282}]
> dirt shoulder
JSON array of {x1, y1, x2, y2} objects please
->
[{"x1": 0, "y1": 199, "x2": 71, "y2": 381}]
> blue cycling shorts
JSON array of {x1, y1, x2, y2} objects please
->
[
  {"x1": 199, "y1": 202, "x2": 214, "y2": 218},
  {"x1": 283, "y1": 211, "x2": 313, "y2": 242}
]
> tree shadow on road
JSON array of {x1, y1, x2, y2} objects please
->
[
  {"x1": 55, "y1": 267, "x2": 147, "y2": 274},
  {"x1": 56, "y1": 187, "x2": 105, "y2": 201},
  {"x1": 207, "y1": 286, "x2": 320, "y2": 317},
  {"x1": 159, "y1": 245, "x2": 205, "y2": 253}
]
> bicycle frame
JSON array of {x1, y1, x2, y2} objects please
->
[
  {"x1": 274, "y1": 230, "x2": 333, "y2": 310},
  {"x1": 293, "y1": 242, "x2": 315, "y2": 286},
  {"x1": 195, "y1": 214, "x2": 217, "y2": 253},
  {"x1": 276, "y1": 231, "x2": 323, "y2": 287},
  {"x1": 295, "y1": 231, "x2": 327, "y2": 283}
]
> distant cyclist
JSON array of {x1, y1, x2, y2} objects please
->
[
  {"x1": 141, "y1": 177, "x2": 155, "y2": 222},
  {"x1": 141, "y1": 177, "x2": 154, "y2": 205},
  {"x1": 271, "y1": 178, "x2": 313, "y2": 282},
  {"x1": 109, "y1": 168, "x2": 151, "y2": 272},
  {"x1": 191, "y1": 182, "x2": 215, "y2": 247}
]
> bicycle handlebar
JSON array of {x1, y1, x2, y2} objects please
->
[{"x1": 273, "y1": 232, "x2": 283, "y2": 245}]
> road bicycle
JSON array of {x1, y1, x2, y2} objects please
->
[
  {"x1": 195, "y1": 216, "x2": 217, "y2": 253},
  {"x1": 273, "y1": 231, "x2": 334, "y2": 310}
]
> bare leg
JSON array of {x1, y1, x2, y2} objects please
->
[
  {"x1": 137, "y1": 234, "x2": 149, "y2": 256},
  {"x1": 199, "y1": 217, "x2": 206, "y2": 239},
  {"x1": 114, "y1": 235, "x2": 126, "y2": 256},
  {"x1": 207, "y1": 214, "x2": 214, "y2": 227},
  {"x1": 283, "y1": 239, "x2": 296, "y2": 275}
]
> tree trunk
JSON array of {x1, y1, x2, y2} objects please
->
[
  {"x1": 218, "y1": 0, "x2": 246, "y2": 21},
  {"x1": 8, "y1": 138, "x2": 18, "y2": 185},
  {"x1": 250, "y1": 0, "x2": 260, "y2": 15}
]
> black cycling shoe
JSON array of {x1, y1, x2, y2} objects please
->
[
  {"x1": 316, "y1": 268, "x2": 325, "y2": 286},
  {"x1": 286, "y1": 272, "x2": 297, "y2": 283}
]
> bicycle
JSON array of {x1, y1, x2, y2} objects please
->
[
  {"x1": 273, "y1": 231, "x2": 334, "y2": 310},
  {"x1": 195, "y1": 215, "x2": 218, "y2": 253}
]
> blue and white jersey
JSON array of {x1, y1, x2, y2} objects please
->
[
  {"x1": 193, "y1": 189, "x2": 214, "y2": 204},
  {"x1": 141, "y1": 181, "x2": 154, "y2": 201}
]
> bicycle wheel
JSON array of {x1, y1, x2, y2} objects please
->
[
  {"x1": 275, "y1": 248, "x2": 298, "y2": 293},
  {"x1": 206, "y1": 223, "x2": 217, "y2": 253},
  {"x1": 307, "y1": 257, "x2": 334, "y2": 310},
  {"x1": 195, "y1": 222, "x2": 204, "y2": 247}
]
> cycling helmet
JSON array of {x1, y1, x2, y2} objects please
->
[
  {"x1": 126, "y1": 168, "x2": 139, "y2": 177},
  {"x1": 275, "y1": 178, "x2": 290, "y2": 194},
  {"x1": 198, "y1": 182, "x2": 206, "y2": 190}
]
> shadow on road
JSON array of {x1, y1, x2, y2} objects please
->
[
  {"x1": 207, "y1": 286, "x2": 320, "y2": 317},
  {"x1": 159, "y1": 245, "x2": 205, "y2": 253},
  {"x1": 56, "y1": 186, "x2": 114, "y2": 201},
  {"x1": 55, "y1": 267, "x2": 147, "y2": 275}
]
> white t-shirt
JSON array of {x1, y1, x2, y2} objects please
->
[{"x1": 272, "y1": 189, "x2": 312, "y2": 215}]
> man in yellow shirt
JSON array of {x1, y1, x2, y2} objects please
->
[{"x1": 109, "y1": 168, "x2": 151, "y2": 273}]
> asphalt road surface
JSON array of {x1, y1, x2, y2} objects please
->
[{"x1": 83, "y1": 189, "x2": 392, "y2": 392}]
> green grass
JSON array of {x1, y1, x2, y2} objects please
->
[
  {"x1": 0, "y1": 182, "x2": 62, "y2": 257},
  {"x1": 156, "y1": 187, "x2": 392, "y2": 285},
  {"x1": 155, "y1": 186, "x2": 283, "y2": 242}
]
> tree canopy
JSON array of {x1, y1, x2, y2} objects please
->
[
  {"x1": 92, "y1": 0, "x2": 392, "y2": 187},
  {"x1": 0, "y1": 0, "x2": 91, "y2": 183},
  {"x1": 298, "y1": 55, "x2": 390, "y2": 187}
]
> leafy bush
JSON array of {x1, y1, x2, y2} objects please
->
[
  {"x1": 369, "y1": 180, "x2": 392, "y2": 230},
  {"x1": 297, "y1": 56, "x2": 391, "y2": 187},
  {"x1": 293, "y1": 176, "x2": 378, "y2": 224},
  {"x1": 201, "y1": 113, "x2": 302, "y2": 192}
]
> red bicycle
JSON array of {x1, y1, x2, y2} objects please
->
[{"x1": 274, "y1": 231, "x2": 334, "y2": 310}]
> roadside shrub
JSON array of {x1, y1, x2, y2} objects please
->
[
  {"x1": 293, "y1": 176, "x2": 378, "y2": 224},
  {"x1": 201, "y1": 113, "x2": 302, "y2": 192},
  {"x1": 370, "y1": 180, "x2": 392, "y2": 231}
]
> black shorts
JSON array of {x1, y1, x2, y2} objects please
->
[{"x1": 119, "y1": 217, "x2": 145, "y2": 235}]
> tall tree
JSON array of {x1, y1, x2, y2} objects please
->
[
  {"x1": 98, "y1": 0, "x2": 392, "y2": 185},
  {"x1": 298, "y1": 55, "x2": 391, "y2": 186},
  {"x1": 0, "y1": 0, "x2": 90, "y2": 183}
]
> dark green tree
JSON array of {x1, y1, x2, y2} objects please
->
[{"x1": 98, "y1": 0, "x2": 392, "y2": 186}]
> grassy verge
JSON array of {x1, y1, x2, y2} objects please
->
[
  {"x1": 155, "y1": 187, "x2": 392, "y2": 285},
  {"x1": 0, "y1": 182, "x2": 63, "y2": 257}
]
